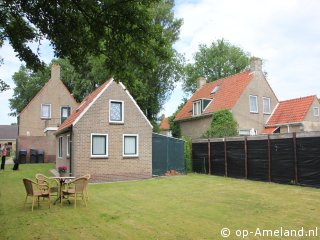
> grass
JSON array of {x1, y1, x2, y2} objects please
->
[{"x1": 1, "y1": 163, "x2": 320, "y2": 239}]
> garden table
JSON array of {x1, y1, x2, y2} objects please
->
[{"x1": 49, "y1": 176, "x2": 75, "y2": 205}]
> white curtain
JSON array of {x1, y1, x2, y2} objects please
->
[
  {"x1": 124, "y1": 136, "x2": 136, "y2": 155},
  {"x1": 92, "y1": 136, "x2": 106, "y2": 155}
]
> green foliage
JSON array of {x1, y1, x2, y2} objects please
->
[
  {"x1": 182, "y1": 136, "x2": 192, "y2": 173},
  {"x1": 168, "y1": 99, "x2": 187, "y2": 138},
  {"x1": 204, "y1": 109, "x2": 238, "y2": 138},
  {"x1": 2, "y1": 0, "x2": 183, "y2": 121},
  {"x1": 151, "y1": 120, "x2": 160, "y2": 133},
  {"x1": 0, "y1": 56, "x2": 9, "y2": 92},
  {"x1": 183, "y1": 39, "x2": 250, "y2": 93}
]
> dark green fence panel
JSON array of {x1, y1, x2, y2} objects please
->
[{"x1": 152, "y1": 133, "x2": 185, "y2": 176}]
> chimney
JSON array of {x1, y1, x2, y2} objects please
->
[
  {"x1": 51, "y1": 64, "x2": 61, "y2": 81},
  {"x1": 196, "y1": 77, "x2": 206, "y2": 89},
  {"x1": 250, "y1": 57, "x2": 262, "y2": 72}
]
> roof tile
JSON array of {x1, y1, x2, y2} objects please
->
[
  {"x1": 266, "y1": 95, "x2": 316, "y2": 126},
  {"x1": 57, "y1": 79, "x2": 112, "y2": 133},
  {"x1": 175, "y1": 71, "x2": 253, "y2": 121},
  {"x1": 160, "y1": 117, "x2": 170, "y2": 130}
]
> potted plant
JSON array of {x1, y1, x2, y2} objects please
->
[{"x1": 58, "y1": 165, "x2": 68, "y2": 177}]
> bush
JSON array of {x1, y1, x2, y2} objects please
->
[
  {"x1": 183, "y1": 136, "x2": 192, "y2": 173},
  {"x1": 204, "y1": 109, "x2": 238, "y2": 138}
]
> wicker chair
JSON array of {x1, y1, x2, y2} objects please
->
[
  {"x1": 61, "y1": 177, "x2": 88, "y2": 208},
  {"x1": 23, "y1": 178, "x2": 51, "y2": 211},
  {"x1": 35, "y1": 173, "x2": 59, "y2": 198},
  {"x1": 82, "y1": 174, "x2": 91, "y2": 201}
]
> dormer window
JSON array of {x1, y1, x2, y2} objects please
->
[
  {"x1": 193, "y1": 101, "x2": 201, "y2": 116},
  {"x1": 192, "y1": 98, "x2": 212, "y2": 116}
]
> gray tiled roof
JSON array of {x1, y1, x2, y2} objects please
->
[{"x1": 0, "y1": 125, "x2": 18, "y2": 139}]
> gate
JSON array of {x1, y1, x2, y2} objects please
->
[{"x1": 152, "y1": 133, "x2": 185, "y2": 176}]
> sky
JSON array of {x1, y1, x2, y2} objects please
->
[{"x1": 1, "y1": 0, "x2": 320, "y2": 124}]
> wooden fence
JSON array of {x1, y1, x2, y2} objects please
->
[{"x1": 192, "y1": 132, "x2": 320, "y2": 187}]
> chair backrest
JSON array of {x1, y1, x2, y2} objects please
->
[
  {"x1": 82, "y1": 174, "x2": 91, "y2": 181},
  {"x1": 23, "y1": 178, "x2": 34, "y2": 196},
  {"x1": 35, "y1": 173, "x2": 46, "y2": 184},
  {"x1": 73, "y1": 177, "x2": 88, "y2": 193}
]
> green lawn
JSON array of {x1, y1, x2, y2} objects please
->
[{"x1": 1, "y1": 163, "x2": 320, "y2": 240}]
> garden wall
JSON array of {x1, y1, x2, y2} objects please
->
[{"x1": 192, "y1": 132, "x2": 320, "y2": 187}]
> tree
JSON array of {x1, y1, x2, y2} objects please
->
[
  {"x1": 204, "y1": 109, "x2": 238, "y2": 138},
  {"x1": 0, "y1": 56, "x2": 10, "y2": 92},
  {"x1": 168, "y1": 98, "x2": 187, "y2": 138},
  {"x1": 183, "y1": 39, "x2": 250, "y2": 93},
  {"x1": 9, "y1": 58, "x2": 89, "y2": 116},
  {"x1": 2, "y1": 0, "x2": 183, "y2": 121}
]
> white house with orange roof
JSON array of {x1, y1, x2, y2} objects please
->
[
  {"x1": 55, "y1": 79, "x2": 153, "y2": 182},
  {"x1": 174, "y1": 57, "x2": 279, "y2": 139},
  {"x1": 262, "y1": 95, "x2": 320, "y2": 134},
  {"x1": 159, "y1": 116, "x2": 172, "y2": 136}
]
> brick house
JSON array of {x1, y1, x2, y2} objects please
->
[
  {"x1": 55, "y1": 79, "x2": 153, "y2": 182},
  {"x1": 18, "y1": 64, "x2": 78, "y2": 162},
  {"x1": 262, "y1": 95, "x2": 320, "y2": 134},
  {"x1": 174, "y1": 57, "x2": 279, "y2": 139}
]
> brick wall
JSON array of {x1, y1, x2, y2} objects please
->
[
  {"x1": 18, "y1": 136, "x2": 55, "y2": 162},
  {"x1": 57, "y1": 81, "x2": 152, "y2": 182}
]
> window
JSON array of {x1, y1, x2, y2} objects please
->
[
  {"x1": 41, "y1": 104, "x2": 51, "y2": 119},
  {"x1": 61, "y1": 106, "x2": 71, "y2": 124},
  {"x1": 314, "y1": 107, "x2": 319, "y2": 116},
  {"x1": 109, "y1": 100, "x2": 124, "y2": 123},
  {"x1": 193, "y1": 100, "x2": 202, "y2": 116},
  {"x1": 123, "y1": 134, "x2": 139, "y2": 157},
  {"x1": 211, "y1": 85, "x2": 220, "y2": 94},
  {"x1": 58, "y1": 136, "x2": 63, "y2": 158},
  {"x1": 249, "y1": 95, "x2": 258, "y2": 113},
  {"x1": 66, "y1": 135, "x2": 70, "y2": 157},
  {"x1": 263, "y1": 97, "x2": 271, "y2": 114},
  {"x1": 91, "y1": 134, "x2": 108, "y2": 158}
]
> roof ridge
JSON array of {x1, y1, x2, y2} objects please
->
[
  {"x1": 279, "y1": 95, "x2": 316, "y2": 103},
  {"x1": 200, "y1": 70, "x2": 251, "y2": 88}
]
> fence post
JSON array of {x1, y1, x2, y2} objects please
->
[
  {"x1": 268, "y1": 134, "x2": 271, "y2": 182},
  {"x1": 293, "y1": 132, "x2": 298, "y2": 184},
  {"x1": 244, "y1": 136, "x2": 248, "y2": 179},
  {"x1": 208, "y1": 139, "x2": 211, "y2": 175},
  {"x1": 224, "y1": 138, "x2": 228, "y2": 177}
]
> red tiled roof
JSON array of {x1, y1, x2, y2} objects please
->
[
  {"x1": 160, "y1": 117, "x2": 170, "y2": 130},
  {"x1": 57, "y1": 79, "x2": 112, "y2": 133},
  {"x1": 175, "y1": 71, "x2": 253, "y2": 121},
  {"x1": 266, "y1": 95, "x2": 316, "y2": 126},
  {"x1": 260, "y1": 127, "x2": 279, "y2": 134}
]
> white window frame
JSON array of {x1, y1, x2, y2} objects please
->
[
  {"x1": 249, "y1": 95, "x2": 258, "y2": 113},
  {"x1": 66, "y1": 134, "x2": 70, "y2": 157},
  {"x1": 262, "y1": 97, "x2": 271, "y2": 114},
  {"x1": 109, "y1": 100, "x2": 124, "y2": 123},
  {"x1": 58, "y1": 136, "x2": 63, "y2": 158},
  {"x1": 41, "y1": 104, "x2": 52, "y2": 119},
  {"x1": 91, "y1": 133, "x2": 108, "y2": 158},
  {"x1": 313, "y1": 107, "x2": 320, "y2": 116},
  {"x1": 123, "y1": 134, "x2": 139, "y2": 157},
  {"x1": 193, "y1": 100, "x2": 202, "y2": 116}
]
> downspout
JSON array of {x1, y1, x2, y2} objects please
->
[
  {"x1": 69, "y1": 126, "x2": 73, "y2": 176},
  {"x1": 287, "y1": 125, "x2": 290, "y2": 133}
]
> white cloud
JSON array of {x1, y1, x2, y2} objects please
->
[{"x1": 161, "y1": 0, "x2": 320, "y2": 117}]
